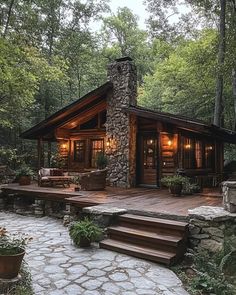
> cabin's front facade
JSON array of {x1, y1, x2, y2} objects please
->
[{"x1": 21, "y1": 57, "x2": 236, "y2": 188}]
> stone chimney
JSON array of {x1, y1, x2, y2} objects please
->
[{"x1": 106, "y1": 57, "x2": 137, "y2": 188}]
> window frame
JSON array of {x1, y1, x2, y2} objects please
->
[
  {"x1": 180, "y1": 135, "x2": 215, "y2": 170},
  {"x1": 90, "y1": 138, "x2": 104, "y2": 168},
  {"x1": 74, "y1": 140, "x2": 86, "y2": 163}
]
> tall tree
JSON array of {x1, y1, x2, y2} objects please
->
[
  {"x1": 213, "y1": 0, "x2": 226, "y2": 127},
  {"x1": 101, "y1": 7, "x2": 152, "y2": 83}
]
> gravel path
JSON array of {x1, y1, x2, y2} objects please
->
[{"x1": 0, "y1": 212, "x2": 189, "y2": 295}]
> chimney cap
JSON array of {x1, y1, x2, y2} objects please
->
[{"x1": 115, "y1": 56, "x2": 133, "y2": 62}]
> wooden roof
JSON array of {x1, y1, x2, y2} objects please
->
[
  {"x1": 125, "y1": 106, "x2": 236, "y2": 143},
  {"x1": 21, "y1": 80, "x2": 236, "y2": 143},
  {"x1": 21, "y1": 82, "x2": 112, "y2": 140}
]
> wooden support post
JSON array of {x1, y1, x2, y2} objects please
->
[
  {"x1": 48, "y1": 141, "x2": 51, "y2": 167},
  {"x1": 68, "y1": 140, "x2": 71, "y2": 171},
  {"x1": 37, "y1": 138, "x2": 42, "y2": 170}
]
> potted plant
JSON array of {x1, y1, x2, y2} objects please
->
[
  {"x1": 0, "y1": 227, "x2": 32, "y2": 279},
  {"x1": 161, "y1": 175, "x2": 188, "y2": 196},
  {"x1": 69, "y1": 218, "x2": 103, "y2": 248},
  {"x1": 95, "y1": 152, "x2": 108, "y2": 170},
  {"x1": 15, "y1": 165, "x2": 34, "y2": 185},
  {"x1": 72, "y1": 176, "x2": 81, "y2": 191}
]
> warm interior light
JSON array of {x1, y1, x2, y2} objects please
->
[
  {"x1": 106, "y1": 138, "x2": 111, "y2": 148},
  {"x1": 185, "y1": 144, "x2": 191, "y2": 149},
  {"x1": 167, "y1": 140, "x2": 172, "y2": 146},
  {"x1": 149, "y1": 139, "x2": 153, "y2": 144},
  {"x1": 61, "y1": 143, "x2": 67, "y2": 149}
]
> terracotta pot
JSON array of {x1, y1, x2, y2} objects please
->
[
  {"x1": 19, "y1": 176, "x2": 31, "y2": 186},
  {"x1": 79, "y1": 237, "x2": 91, "y2": 248},
  {"x1": 170, "y1": 184, "x2": 182, "y2": 196},
  {"x1": 0, "y1": 249, "x2": 25, "y2": 279}
]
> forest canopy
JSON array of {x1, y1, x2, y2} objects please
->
[{"x1": 0, "y1": 0, "x2": 236, "y2": 167}]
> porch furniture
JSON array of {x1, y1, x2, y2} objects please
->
[
  {"x1": 38, "y1": 168, "x2": 72, "y2": 187},
  {"x1": 79, "y1": 169, "x2": 107, "y2": 191}
]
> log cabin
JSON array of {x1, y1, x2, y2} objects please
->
[{"x1": 21, "y1": 57, "x2": 236, "y2": 188}]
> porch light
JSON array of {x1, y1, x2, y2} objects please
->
[
  {"x1": 105, "y1": 136, "x2": 116, "y2": 154},
  {"x1": 167, "y1": 140, "x2": 172, "y2": 146},
  {"x1": 61, "y1": 143, "x2": 67, "y2": 149},
  {"x1": 106, "y1": 138, "x2": 111, "y2": 148},
  {"x1": 185, "y1": 144, "x2": 191, "y2": 149}
]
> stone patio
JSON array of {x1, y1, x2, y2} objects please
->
[{"x1": 0, "y1": 212, "x2": 189, "y2": 295}]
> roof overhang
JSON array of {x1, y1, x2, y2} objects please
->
[
  {"x1": 125, "y1": 106, "x2": 236, "y2": 144},
  {"x1": 21, "y1": 82, "x2": 113, "y2": 140}
]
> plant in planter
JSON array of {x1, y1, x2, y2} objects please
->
[
  {"x1": 72, "y1": 176, "x2": 81, "y2": 191},
  {"x1": 182, "y1": 182, "x2": 201, "y2": 195},
  {"x1": 161, "y1": 175, "x2": 189, "y2": 196},
  {"x1": 95, "y1": 152, "x2": 108, "y2": 170},
  {"x1": 15, "y1": 165, "x2": 34, "y2": 186},
  {"x1": 0, "y1": 227, "x2": 32, "y2": 279},
  {"x1": 69, "y1": 218, "x2": 103, "y2": 248}
]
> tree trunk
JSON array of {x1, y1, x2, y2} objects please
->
[
  {"x1": 3, "y1": 0, "x2": 15, "y2": 38},
  {"x1": 233, "y1": 68, "x2": 236, "y2": 130},
  {"x1": 213, "y1": 0, "x2": 226, "y2": 127}
]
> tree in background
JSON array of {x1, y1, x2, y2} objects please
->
[{"x1": 101, "y1": 7, "x2": 152, "y2": 83}]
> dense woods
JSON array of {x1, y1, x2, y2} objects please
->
[{"x1": 0, "y1": 0, "x2": 236, "y2": 168}]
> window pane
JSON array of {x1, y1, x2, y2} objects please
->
[
  {"x1": 195, "y1": 140, "x2": 203, "y2": 168},
  {"x1": 74, "y1": 140, "x2": 85, "y2": 162},
  {"x1": 91, "y1": 139, "x2": 104, "y2": 167},
  {"x1": 205, "y1": 143, "x2": 214, "y2": 169},
  {"x1": 182, "y1": 137, "x2": 194, "y2": 169}
]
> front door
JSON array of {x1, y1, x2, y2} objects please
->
[{"x1": 138, "y1": 134, "x2": 158, "y2": 186}]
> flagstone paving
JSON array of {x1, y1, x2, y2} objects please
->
[{"x1": 0, "y1": 212, "x2": 189, "y2": 295}]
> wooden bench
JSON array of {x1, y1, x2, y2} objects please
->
[{"x1": 38, "y1": 168, "x2": 72, "y2": 187}]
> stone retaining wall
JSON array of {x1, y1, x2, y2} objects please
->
[
  {"x1": 222, "y1": 181, "x2": 236, "y2": 213},
  {"x1": 188, "y1": 206, "x2": 236, "y2": 253}
]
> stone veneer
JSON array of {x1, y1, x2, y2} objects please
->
[
  {"x1": 222, "y1": 181, "x2": 236, "y2": 213},
  {"x1": 106, "y1": 57, "x2": 137, "y2": 188},
  {"x1": 188, "y1": 206, "x2": 236, "y2": 253}
]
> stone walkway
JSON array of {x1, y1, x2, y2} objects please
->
[{"x1": 0, "y1": 212, "x2": 189, "y2": 295}]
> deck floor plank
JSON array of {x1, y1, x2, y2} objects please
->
[{"x1": 0, "y1": 183, "x2": 222, "y2": 218}]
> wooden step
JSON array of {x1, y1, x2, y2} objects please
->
[
  {"x1": 100, "y1": 239, "x2": 176, "y2": 265},
  {"x1": 108, "y1": 226, "x2": 181, "y2": 245},
  {"x1": 119, "y1": 214, "x2": 188, "y2": 233},
  {"x1": 107, "y1": 226, "x2": 183, "y2": 252}
]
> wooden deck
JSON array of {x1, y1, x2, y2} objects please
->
[{"x1": 0, "y1": 182, "x2": 222, "y2": 220}]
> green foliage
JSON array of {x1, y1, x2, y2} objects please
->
[
  {"x1": 189, "y1": 249, "x2": 235, "y2": 295},
  {"x1": 161, "y1": 175, "x2": 189, "y2": 187},
  {"x1": 69, "y1": 218, "x2": 103, "y2": 247},
  {"x1": 15, "y1": 165, "x2": 34, "y2": 178},
  {"x1": 101, "y1": 7, "x2": 152, "y2": 83},
  {"x1": 95, "y1": 152, "x2": 108, "y2": 169},
  {"x1": 0, "y1": 228, "x2": 32, "y2": 255},
  {"x1": 50, "y1": 153, "x2": 66, "y2": 169},
  {"x1": 139, "y1": 29, "x2": 218, "y2": 123},
  {"x1": 173, "y1": 241, "x2": 236, "y2": 295}
]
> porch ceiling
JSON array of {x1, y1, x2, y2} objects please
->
[{"x1": 60, "y1": 100, "x2": 106, "y2": 130}]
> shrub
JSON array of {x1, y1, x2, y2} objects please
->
[
  {"x1": 69, "y1": 218, "x2": 103, "y2": 247},
  {"x1": 161, "y1": 175, "x2": 189, "y2": 187},
  {"x1": 95, "y1": 152, "x2": 108, "y2": 169}
]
